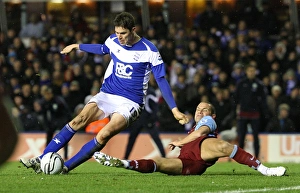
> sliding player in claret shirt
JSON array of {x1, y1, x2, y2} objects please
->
[
  {"x1": 94, "y1": 102, "x2": 286, "y2": 177},
  {"x1": 20, "y1": 12, "x2": 189, "y2": 174}
]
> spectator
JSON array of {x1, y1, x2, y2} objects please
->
[
  {"x1": 63, "y1": 27, "x2": 76, "y2": 46},
  {"x1": 8, "y1": 76, "x2": 21, "y2": 95},
  {"x1": 285, "y1": 87, "x2": 300, "y2": 131},
  {"x1": 265, "y1": 103, "x2": 296, "y2": 133},
  {"x1": 230, "y1": 62, "x2": 244, "y2": 84},
  {"x1": 268, "y1": 71, "x2": 282, "y2": 90},
  {"x1": 23, "y1": 67, "x2": 39, "y2": 86},
  {"x1": 68, "y1": 80, "x2": 85, "y2": 112},
  {"x1": 11, "y1": 59, "x2": 24, "y2": 81},
  {"x1": 169, "y1": 60, "x2": 184, "y2": 87},
  {"x1": 186, "y1": 40, "x2": 199, "y2": 56},
  {"x1": 0, "y1": 29, "x2": 16, "y2": 56},
  {"x1": 282, "y1": 51, "x2": 297, "y2": 72},
  {"x1": 50, "y1": 70, "x2": 64, "y2": 96},
  {"x1": 11, "y1": 93, "x2": 39, "y2": 131},
  {"x1": 282, "y1": 69, "x2": 297, "y2": 96},
  {"x1": 20, "y1": 82, "x2": 34, "y2": 110},
  {"x1": 159, "y1": 39, "x2": 176, "y2": 69},
  {"x1": 19, "y1": 13, "x2": 45, "y2": 39},
  {"x1": 145, "y1": 26, "x2": 158, "y2": 45},
  {"x1": 220, "y1": 27, "x2": 235, "y2": 50},
  {"x1": 32, "y1": 99, "x2": 46, "y2": 131},
  {"x1": 266, "y1": 85, "x2": 287, "y2": 118}
]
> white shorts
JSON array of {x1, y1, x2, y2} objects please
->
[{"x1": 88, "y1": 92, "x2": 143, "y2": 126}]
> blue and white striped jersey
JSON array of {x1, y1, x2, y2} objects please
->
[{"x1": 79, "y1": 34, "x2": 167, "y2": 106}]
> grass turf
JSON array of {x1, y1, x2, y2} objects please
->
[{"x1": 0, "y1": 161, "x2": 298, "y2": 193}]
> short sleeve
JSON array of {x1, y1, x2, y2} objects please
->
[{"x1": 194, "y1": 116, "x2": 217, "y2": 132}]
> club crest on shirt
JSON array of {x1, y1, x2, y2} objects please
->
[
  {"x1": 133, "y1": 52, "x2": 141, "y2": 61},
  {"x1": 200, "y1": 118, "x2": 208, "y2": 124}
]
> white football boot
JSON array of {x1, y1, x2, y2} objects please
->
[
  {"x1": 20, "y1": 157, "x2": 42, "y2": 174},
  {"x1": 264, "y1": 166, "x2": 286, "y2": 176},
  {"x1": 93, "y1": 152, "x2": 124, "y2": 167}
]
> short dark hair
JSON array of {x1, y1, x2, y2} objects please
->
[{"x1": 113, "y1": 12, "x2": 135, "y2": 30}]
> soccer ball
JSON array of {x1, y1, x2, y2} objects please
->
[{"x1": 40, "y1": 152, "x2": 64, "y2": 175}]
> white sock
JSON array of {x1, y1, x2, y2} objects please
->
[
  {"x1": 121, "y1": 160, "x2": 129, "y2": 168},
  {"x1": 257, "y1": 164, "x2": 268, "y2": 175}
]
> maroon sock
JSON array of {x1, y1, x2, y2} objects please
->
[
  {"x1": 232, "y1": 147, "x2": 260, "y2": 169},
  {"x1": 128, "y1": 159, "x2": 156, "y2": 173}
]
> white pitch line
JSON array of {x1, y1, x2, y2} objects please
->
[{"x1": 204, "y1": 186, "x2": 300, "y2": 193}]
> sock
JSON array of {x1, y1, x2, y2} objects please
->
[
  {"x1": 257, "y1": 164, "x2": 268, "y2": 175},
  {"x1": 121, "y1": 160, "x2": 129, "y2": 168},
  {"x1": 230, "y1": 145, "x2": 261, "y2": 169},
  {"x1": 39, "y1": 124, "x2": 76, "y2": 159},
  {"x1": 126, "y1": 159, "x2": 156, "y2": 173},
  {"x1": 65, "y1": 137, "x2": 104, "y2": 171}
]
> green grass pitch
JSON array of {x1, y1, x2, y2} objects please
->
[{"x1": 0, "y1": 161, "x2": 299, "y2": 193}]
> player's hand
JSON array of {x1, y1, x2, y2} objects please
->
[
  {"x1": 60, "y1": 44, "x2": 79, "y2": 54},
  {"x1": 172, "y1": 107, "x2": 189, "y2": 125},
  {"x1": 168, "y1": 143, "x2": 176, "y2": 151},
  {"x1": 168, "y1": 141, "x2": 182, "y2": 151}
]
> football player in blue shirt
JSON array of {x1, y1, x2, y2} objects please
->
[
  {"x1": 94, "y1": 102, "x2": 286, "y2": 176},
  {"x1": 20, "y1": 12, "x2": 189, "y2": 174}
]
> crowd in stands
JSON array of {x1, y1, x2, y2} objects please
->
[{"x1": 1, "y1": 3, "x2": 300, "y2": 134}]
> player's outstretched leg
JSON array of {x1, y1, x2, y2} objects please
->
[
  {"x1": 93, "y1": 152, "x2": 157, "y2": 173},
  {"x1": 230, "y1": 145, "x2": 286, "y2": 176}
]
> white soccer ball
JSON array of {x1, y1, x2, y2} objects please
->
[{"x1": 40, "y1": 152, "x2": 64, "y2": 175}]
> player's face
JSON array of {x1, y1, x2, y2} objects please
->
[
  {"x1": 115, "y1": 26, "x2": 133, "y2": 46},
  {"x1": 194, "y1": 102, "x2": 212, "y2": 123}
]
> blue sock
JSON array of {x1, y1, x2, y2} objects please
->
[
  {"x1": 39, "y1": 124, "x2": 76, "y2": 159},
  {"x1": 65, "y1": 137, "x2": 104, "y2": 171}
]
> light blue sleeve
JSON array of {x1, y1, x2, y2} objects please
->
[{"x1": 194, "y1": 116, "x2": 217, "y2": 132}]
